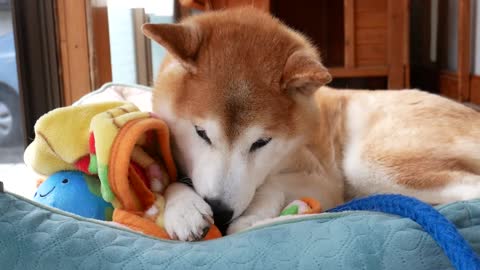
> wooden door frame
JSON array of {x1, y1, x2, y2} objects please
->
[
  {"x1": 437, "y1": 0, "x2": 473, "y2": 103},
  {"x1": 89, "y1": 0, "x2": 113, "y2": 90},
  {"x1": 457, "y1": 0, "x2": 471, "y2": 102},
  {"x1": 387, "y1": 0, "x2": 410, "y2": 89},
  {"x1": 56, "y1": 0, "x2": 112, "y2": 105}
]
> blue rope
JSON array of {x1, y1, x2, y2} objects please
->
[{"x1": 327, "y1": 194, "x2": 480, "y2": 270}]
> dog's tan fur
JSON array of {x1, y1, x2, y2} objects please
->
[
  {"x1": 143, "y1": 8, "x2": 480, "y2": 240},
  {"x1": 316, "y1": 89, "x2": 480, "y2": 200}
]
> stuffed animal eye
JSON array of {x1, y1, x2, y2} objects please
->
[
  {"x1": 250, "y1": 137, "x2": 272, "y2": 153},
  {"x1": 62, "y1": 179, "x2": 69, "y2": 184},
  {"x1": 194, "y1": 125, "x2": 212, "y2": 145}
]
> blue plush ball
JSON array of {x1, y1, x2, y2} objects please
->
[{"x1": 33, "y1": 171, "x2": 113, "y2": 221}]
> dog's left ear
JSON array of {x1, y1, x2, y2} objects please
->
[
  {"x1": 281, "y1": 50, "x2": 332, "y2": 95},
  {"x1": 142, "y1": 23, "x2": 201, "y2": 72}
]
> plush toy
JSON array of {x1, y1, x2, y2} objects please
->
[
  {"x1": 33, "y1": 171, "x2": 113, "y2": 221},
  {"x1": 24, "y1": 102, "x2": 221, "y2": 240}
]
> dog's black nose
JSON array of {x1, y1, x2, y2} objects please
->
[{"x1": 205, "y1": 198, "x2": 233, "y2": 235}]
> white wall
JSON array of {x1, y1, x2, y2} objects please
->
[
  {"x1": 105, "y1": 1, "x2": 174, "y2": 84},
  {"x1": 107, "y1": 8, "x2": 137, "y2": 84}
]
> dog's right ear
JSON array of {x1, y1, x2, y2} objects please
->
[
  {"x1": 281, "y1": 50, "x2": 332, "y2": 96},
  {"x1": 142, "y1": 23, "x2": 201, "y2": 72}
]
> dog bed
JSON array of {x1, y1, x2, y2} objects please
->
[{"x1": 1, "y1": 189, "x2": 480, "y2": 270}]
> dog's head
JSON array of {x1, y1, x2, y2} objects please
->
[{"x1": 144, "y1": 7, "x2": 331, "y2": 224}]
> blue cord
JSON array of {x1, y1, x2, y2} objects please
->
[{"x1": 327, "y1": 194, "x2": 480, "y2": 270}]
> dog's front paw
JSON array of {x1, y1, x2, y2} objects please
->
[
  {"x1": 164, "y1": 183, "x2": 213, "y2": 241},
  {"x1": 226, "y1": 215, "x2": 259, "y2": 235}
]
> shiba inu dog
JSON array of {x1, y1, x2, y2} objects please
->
[{"x1": 142, "y1": 7, "x2": 480, "y2": 241}]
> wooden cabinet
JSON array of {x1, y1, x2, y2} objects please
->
[{"x1": 181, "y1": 0, "x2": 410, "y2": 89}]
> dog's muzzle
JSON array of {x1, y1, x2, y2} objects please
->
[{"x1": 205, "y1": 198, "x2": 233, "y2": 235}]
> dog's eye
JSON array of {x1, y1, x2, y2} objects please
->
[
  {"x1": 195, "y1": 125, "x2": 212, "y2": 145},
  {"x1": 250, "y1": 137, "x2": 271, "y2": 153}
]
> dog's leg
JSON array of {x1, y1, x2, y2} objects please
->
[
  {"x1": 396, "y1": 173, "x2": 480, "y2": 204},
  {"x1": 345, "y1": 150, "x2": 480, "y2": 205},
  {"x1": 163, "y1": 182, "x2": 214, "y2": 241},
  {"x1": 227, "y1": 182, "x2": 286, "y2": 235}
]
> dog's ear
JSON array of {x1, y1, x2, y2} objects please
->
[
  {"x1": 142, "y1": 23, "x2": 201, "y2": 72},
  {"x1": 281, "y1": 50, "x2": 332, "y2": 95}
]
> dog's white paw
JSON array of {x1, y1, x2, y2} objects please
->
[
  {"x1": 226, "y1": 215, "x2": 259, "y2": 235},
  {"x1": 164, "y1": 183, "x2": 213, "y2": 241}
]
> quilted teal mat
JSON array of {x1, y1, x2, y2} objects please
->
[{"x1": 1, "y1": 191, "x2": 479, "y2": 270}]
